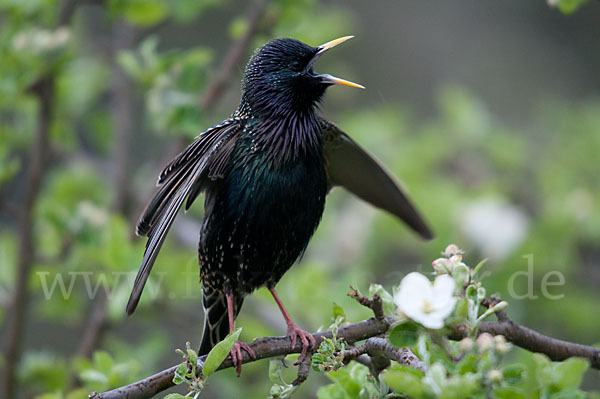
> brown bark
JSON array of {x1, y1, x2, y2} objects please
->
[{"x1": 1, "y1": 75, "x2": 54, "y2": 399}]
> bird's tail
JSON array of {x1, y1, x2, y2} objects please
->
[{"x1": 198, "y1": 287, "x2": 244, "y2": 356}]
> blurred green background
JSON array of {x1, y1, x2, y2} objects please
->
[{"x1": 0, "y1": 0, "x2": 599, "y2": 398}]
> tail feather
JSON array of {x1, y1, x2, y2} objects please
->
[{"x1": 198, "y1": 287, "x2": 244, "y2": 356}]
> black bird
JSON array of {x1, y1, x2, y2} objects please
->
[{"x1": 126, "y1": 36, "x2": 432, "y2": 374}]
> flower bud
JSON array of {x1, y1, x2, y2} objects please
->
[
  {"x1": 476, "y1": 333, "x2": 494, "y2": 352},
  {"x1": 487, "y1": 369, "x2": 503, "y2": 383},
  {"x1": 458, "y1": 337, "x2": 474, "y2": 352},
  {"x1": 449, "y1": 254, "x2": 463, "y2": 263},
  {"x1": 432, "y1": 258, "x2": 453, "y2": 274},
  {"x1": 452, "y1": 264, "x2": 470, "y2": 287},
  {"x1": 491, "y1": 301, "x2": 508, "y2": 312},
  {"x1": 494, "y1": 335, "x2": 511, "y2": 354},
  {"x1": 443, "y1": 244, "x2": 463, "y2": 258}
]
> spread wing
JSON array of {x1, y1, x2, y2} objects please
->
[
  {"x1": 126, "y1": 119, "x2": 241, "y2": 315},
  {"x1": 321, "y1": 119, "x2": 433, "y2": 240}
]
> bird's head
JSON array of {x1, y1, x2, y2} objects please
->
[{"x1": 241, "y1": 36, "x2": 364, "y2": 114}]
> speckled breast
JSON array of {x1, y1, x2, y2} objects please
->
[{"x1": 198, "y1": 139, "x2": 328, "y2": 295}]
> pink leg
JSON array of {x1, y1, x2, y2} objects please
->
[
  {"x1": 225, "y1": 292, "x2": 255, "y2": 376},
  {"x1": 269, "y1": 287, "x2": 316, "y2": 363}
]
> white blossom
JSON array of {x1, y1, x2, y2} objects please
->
[{"x1": 394, "y1": 272, "x2": 457, "y2": 329}]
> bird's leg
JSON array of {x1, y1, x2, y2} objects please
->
[
  {"x1": 225, "y1": 291, "x2": 255, "y2": 376},
  {"x1": 268, "y1": 287, "x2": 316, "y2": 364}
]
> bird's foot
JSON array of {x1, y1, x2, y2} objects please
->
[
  {"x1": 229, "y1": 341, "x2": 256, "y2": 377},
  {"x1": 286, "y1": 324, "x2": 316, "y2": 365}
]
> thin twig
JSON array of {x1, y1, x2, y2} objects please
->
[
  {"x1": 292, "y1": 353, "x2": 312, "y2": 386},
  {"x1": 77, "y1": 293, "x2": 109, "y2": 358},
  {"x1": 110, "y1": 20, "x2": 136, "y2": 215},
  {"x1": 200, "y1": 0, "x2": 270, "y2": 110},
  {"x1": 481, "y1": 295, "x2": 508, "y2": 322},
  {"x1": 348, "y1": 286, "x2": 385, "y2": 321}
]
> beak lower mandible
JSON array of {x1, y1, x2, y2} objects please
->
[{"x1": 319, "y1": 74, "x2": 365, "y2": 89}]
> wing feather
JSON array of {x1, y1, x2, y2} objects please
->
[
  {"x1": 126, "y1": 120, "x2": 241, "y2": 315},
  {"x1": 321, "y1": 119, "x2": 433, "y2": 240}
]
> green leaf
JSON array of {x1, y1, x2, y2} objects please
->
[
  {"x1": 268, "y1": 359, "x2": 285, "y2": 385},
  {"x1": 550, "y1": 389, "x2": 586, "y2": 399},
  {"x1": 456, "y1": 353, "x2": 478, "y2": 375},
  {"x1": 476, "y1": 286, "x2": 486, "y2": 303},
  {"x1": 388, "y1": 321, "x2": 419, "y2": 348},
  {"x1": 533, "y1": 353, "x2": 553, "y2": 385},
  {"x1": 17, "y1": 352, "x2": 69, "y2": 392},
  {"x1": 118, "y1": 0, "x2": 167, "y2": 26},
  {"x1": 323, "y1": 366, "x2": 364, "y2": 398},
  {"x1": 552, "y1": 0, "x2": 590, "y2": 14},
  {"x1": 202, "y1": 328, "x2": 242, "y2": 376},
  {"x1": 172, "y1": 363, "x2": 188, "y2": 385},
  {"x1": 493, "y1": 386, "x2": 527, "y2": 399},
  {"x1": 471, "y1": 258, "x2": 488, "y2": 278},
  {"x1": 382, "y1": 365, "x2": 425, "y2": 397},
  {"x1": 502, "y1": 363, "x2": 526, "y2": 384},
  {"x1": 92, "y1": 351, "x2": 114, "y2": 374},
  {"x1": 426, "y1": 362, "x2": 447, "y2": 394},
  {"x1": 117, "y1": 51, "x2": 143, "y2": 79},
  {"x1": 446, "y1": 297, "x2": 469, "y2": 326},
  {"x1": 187, "y1": 347, "x2": 198, "y2": 370},
  {"x1": 331, "y1": 302, "x2": 346, "y2": 321},
  {"x1": 163, "y1": 394, "x2": 187, "y2": 399},
  {"x1": 552, "y1": 357, "x2": 588, "y2": 390},
  {"x1": 465, "y1": 285, "x2": 477, "y2": 299},
  {"x1": 79, "y1": 369, "x2": 108, "y2": 385},
  {"x1": 440, "y1": 373, "x2": 480, "y2": 399}
]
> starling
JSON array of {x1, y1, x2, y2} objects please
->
[{"x1": 126, "y1": 36, "x2": 432, "y2": 374}]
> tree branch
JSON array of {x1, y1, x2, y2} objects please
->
[
  {"x1": 451, "y1": 320, "x2": 600, "y2": 369},
  {"x1": 73, "y1": 19, "x2": 137, "y2": 371},
  {"x1": 91, "y1": 307, "x2": 600, "y2": 399},
  {"x1": 89, "y1": 317, "x2": 391, "y2": 399},
  {"x1": 344, "y1": 337, "x2": 426, "y2": 374},
  {"x1": 1, "y1": 74, "x2": 54, "y2": 399}
]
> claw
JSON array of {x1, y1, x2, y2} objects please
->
[
  {"x1": 268, "y1": 287, "x2": 316, "y2": 365},
  {"x1": 287, "y1": 325, "x2": 316, "y2": 365},
  {"x1": 228, "y1": 341, "x2": 256, "y2": 376}
]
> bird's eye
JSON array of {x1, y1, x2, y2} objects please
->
[{"x1": 290, "y1": 60, "x2": 302, "y2": 71}]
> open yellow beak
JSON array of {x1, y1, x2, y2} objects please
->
[
  {"x1": 317, "y1": 36, "x2": 355, "y2": 54},
  {"x1": 309, "y1": 36, "x2": 365, "y2": 89},
  {"x1": 319, "y1": 74, "x2": 365, "y2": 89}
]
